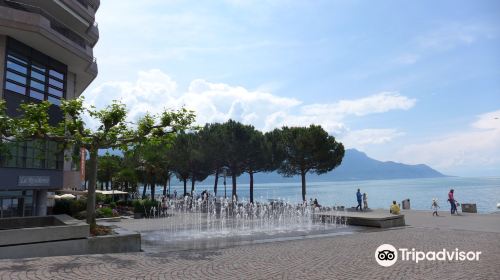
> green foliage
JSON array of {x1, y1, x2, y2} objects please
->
[
  {"x1": 73, "y1": 211, "x2": 87, "y2": 220},
  {"x1": 53, "y1": 199, "x2": 87, "y2": 217},
  {"x1": 116, "y1": 200, "x2": 132, "y2": 207},
  {"x1": 132, "y1": 199, "x2": 160, "y2": 214},
  {"x1": 95, "y1": 193, "x2": 106, "y2": 204},
  {"x1": 109, "y1": 202, "x2": 117, "y2": 209},
  {"x1": 269, "y1": 125, "x2": 345, "y2": 201},
  {"x1": 132, "y1": 199, "x2": 144, "y2": 213},
  {"x1": 69, "y1": 199, "x2": 87, "y2": 215},
  {"x1": 1, "y1": 97, "x2": 196, "y2": 227},
  {"x1": 97, "y1": 152, "x2": 122, "y2": 188},
  {"x1": 53, "y1": 199, "x2": 71, "y2": 216},
  {"x1": 95, "y1": 207, "x2": 114, "y2": 218}
]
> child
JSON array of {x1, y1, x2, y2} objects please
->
[
  {"x1": 431, "y1": 198, "x2": 440, "y2": 216},
  {"x1": 363, "y1": 193, "x2": 368, "y2": 210}
]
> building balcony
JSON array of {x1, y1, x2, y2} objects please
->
[
  {"x1": 76, "y1": 0, "x2": 100, "y2": 11},
  {"x1": 1, "y1": 0, "x2": 89, "y2": 51},
  {"x1": 86, "y1": 21, "x2": 99, "y2": 47},
  {"x1": 0, "y1": 2, "x2": 98, "y2": 94}
]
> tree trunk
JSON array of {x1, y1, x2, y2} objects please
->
[
  {"x1": 231, "y1": 173, "x2": 237, "y2": 199},
  {"x1": 191, "y1": 178, "x2": 195, "y2": 195},
  {"x1": 183, "y1": 179, "x2": 187, "y2": 196},
  {"x1": 249, "y1": 171, "x2": 254, "y2": 203},
  {"x1": 151, "y1": 176, "x2": 156, "y2": 201},
  {"x1": 86, "y1": 147, "x2": 98, "y2": 227},
  {"x1": 163, "y1": 182, "x2": 167, "y2": 196},
  {"x1": 301, "y1": 169, "x2": 306, "y2": 202},
  {"x1": 105, "y1": 180, "x2": 109, "y2": 191},
  {"x1": 100, "y1": 181, "x2": 104, "y2": 190},
  {"x1": 213, "y1": 169, "x2": 219, "y2": 196},
  {"x1": 142, "y1": 183, "x2": 147, "y2": 199}
]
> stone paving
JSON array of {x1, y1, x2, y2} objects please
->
[{"x1": 1, "y1": 226, "x2": 499, "y2": 279}]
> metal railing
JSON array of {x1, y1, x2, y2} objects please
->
[{"x1": 1, "y1": 0, "x2": 87, "y2": 49}]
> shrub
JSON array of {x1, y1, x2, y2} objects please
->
[
  {"x1": 70, "y1": 199, "x2": 87, "y2": 216},
  {"x1": 74, "y1": 210, "x2": 87, "y2": 220},
  {"x1": 133, "y1": 199, "x2": 144, "y2": 213},
  {"x1": 109, "y1": 202, "x2": 117, "y2": 209},
  {"x1": 96, "y1": 207, "x2": 114, "y2": 218},
  {"x1": 53, "y1": 199, "x2": 71, "y2": 215},
  {"x1": 96, "y1": 193, "x2": 106, "y2": 204},
  {"x1": 143, "y1": 199, "x2": 160, "y2": 213},
  {"x1": 116, "y1": 200, "x2": 132, "y2": 207}
]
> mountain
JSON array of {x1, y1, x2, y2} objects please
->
[{"x1": 247, "y1": 149, "x2": 446, "y2": 183}]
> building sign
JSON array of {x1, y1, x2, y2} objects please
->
[
  {"x1": 18, "y1": 176, "x2": 50, "y2": 187},
  {"x1": 80, "y1": 148, "x2": 86, "y2": 182}
]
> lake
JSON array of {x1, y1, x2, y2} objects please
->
[{"x1": 150, "y1": 177, "x2": 500, "y2": 213}]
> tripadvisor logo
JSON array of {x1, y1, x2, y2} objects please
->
[{"x1": 375, "y1": 244, "x2": 482, "y2": 267}]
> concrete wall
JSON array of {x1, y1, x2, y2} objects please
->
[
  {"x1": 0, "y1": 230, "x2": 141, "y2": 259},
  {"x1": 0, "y1": 215, "x2": 141, "y2": 259},
  {"x1": 0, "y1": 215, "x2": 88, "y2": 246}
]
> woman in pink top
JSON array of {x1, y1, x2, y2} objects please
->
[{"x1": 448, "y1": 189, "x2": 457, "y2": 214}]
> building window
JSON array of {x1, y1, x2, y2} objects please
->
[
  {"x1": 0, "y1": 140, "x2": 63, "y2": 170},
  {"x1": 3, "y1": 38, "x2": 67, "y2": 106}
]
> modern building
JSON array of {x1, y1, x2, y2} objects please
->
[{"x1": 0, "y1": 0, "x2": 99, "y2": 218}]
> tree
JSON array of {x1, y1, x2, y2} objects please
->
[
  {"x1": 133, "y1": 137, "x2": 173, "y2": 201},
  {"x1": 168, "y1": 133, "x2": 192, "y2": 196},
  {"x1": 2, "y1": 99, "x2": 195, "y2": 227},
  {"x1": 271, "y1": 125, "x2": 344, "y2": 202},
  {"x1": 97, "y1": 152, "x2": 121, "y2": 191},
  {"x1": 220, "y1": 120, "x2": 248, "y2": 199},
  {"x1": 169, "y1": 132, "x2": 210, "y2": 196},
  {"x1": 198, "y1": 123, "x2": 227, "y2": 196},
  {"x1": 241, "y1": 125, "x2": 273, "y2": 203}
]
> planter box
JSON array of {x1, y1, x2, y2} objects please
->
[
  {"x1": 461, "y1": 203, "x2": 477, "y2": 213},
  {"x1": 134, "y1": 212, "x2": 144, "y2": 219}
]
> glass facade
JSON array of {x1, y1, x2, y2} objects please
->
[
  {"x1": 3, "y1": 38, "x2": 67, "y2": 106},
  {"x1": 0, "y1": 140, "x2": 63, "y2": 170},
  {"x1": 0, "y1": 190, "x2": 33, "y2": 218}
]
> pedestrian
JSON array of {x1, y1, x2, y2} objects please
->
[
  {"x1": 313, "y1": 198, "x2": 321, "y2": 208},
  {"x1": 174, "y1": 190, "x2": 177, "y2": 199},
  {"x1": 161, "y1": 196, "x2": 168, "y2": 216},
  {"x1": 431, "y1": 198, "x2": 440, "y2": 216},
  {"x1": 363, "y1": 193, "x2": 368, "y2": 210},
  {"x1": 356, "y1": 189, "x2": 363, "y2": 211},
  {"x1": 390, "y1": 200, "x2": 400, "y2": 215},
  {"x1": 448, "y1": 189, "x2": 457, "y2": 214}
]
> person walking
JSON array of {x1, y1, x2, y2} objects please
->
[
  {"x1": 356, "y1": 189, "x2": 363, "y2": 211},
  {"x1": 363, "y1": 193, "x2": 368, "y2": 210},
  {"x1": 448, "y1": 189, "x2": 457, "y2": 214},
  {"x1": 431, "y1": 198, "x2": 440, "y2": 216}
]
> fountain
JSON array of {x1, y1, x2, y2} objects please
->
[{"x1": 133, "y1": 195, "x2": 353, "y2": 252}]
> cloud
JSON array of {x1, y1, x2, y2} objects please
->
[
  {"x1": 416, "y1": 22, "x2": 497, "y2": 51},
  {"x1": 341, "y1": 129, "x2": 405, "y2": 147},
  {"x1": 395, "y1": 110, "x2": 500, "y2": 175},
  {"x1": 301, "y1": 92, "x2": 416, "y2": 117},
  {"x1": 83, "y1": 69, "x2": 413, "y2": 142},
  {"x1": 393, "y1": 22, "x2": 497, "y2": 66}
]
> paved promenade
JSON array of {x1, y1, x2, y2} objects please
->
[{"x1": 1, "y1": 222, "x2": 499, "y2": 279}]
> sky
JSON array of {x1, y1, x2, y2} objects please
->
[{"x1": 85, "y1": 0, "x2": 500, "y2": 177}]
